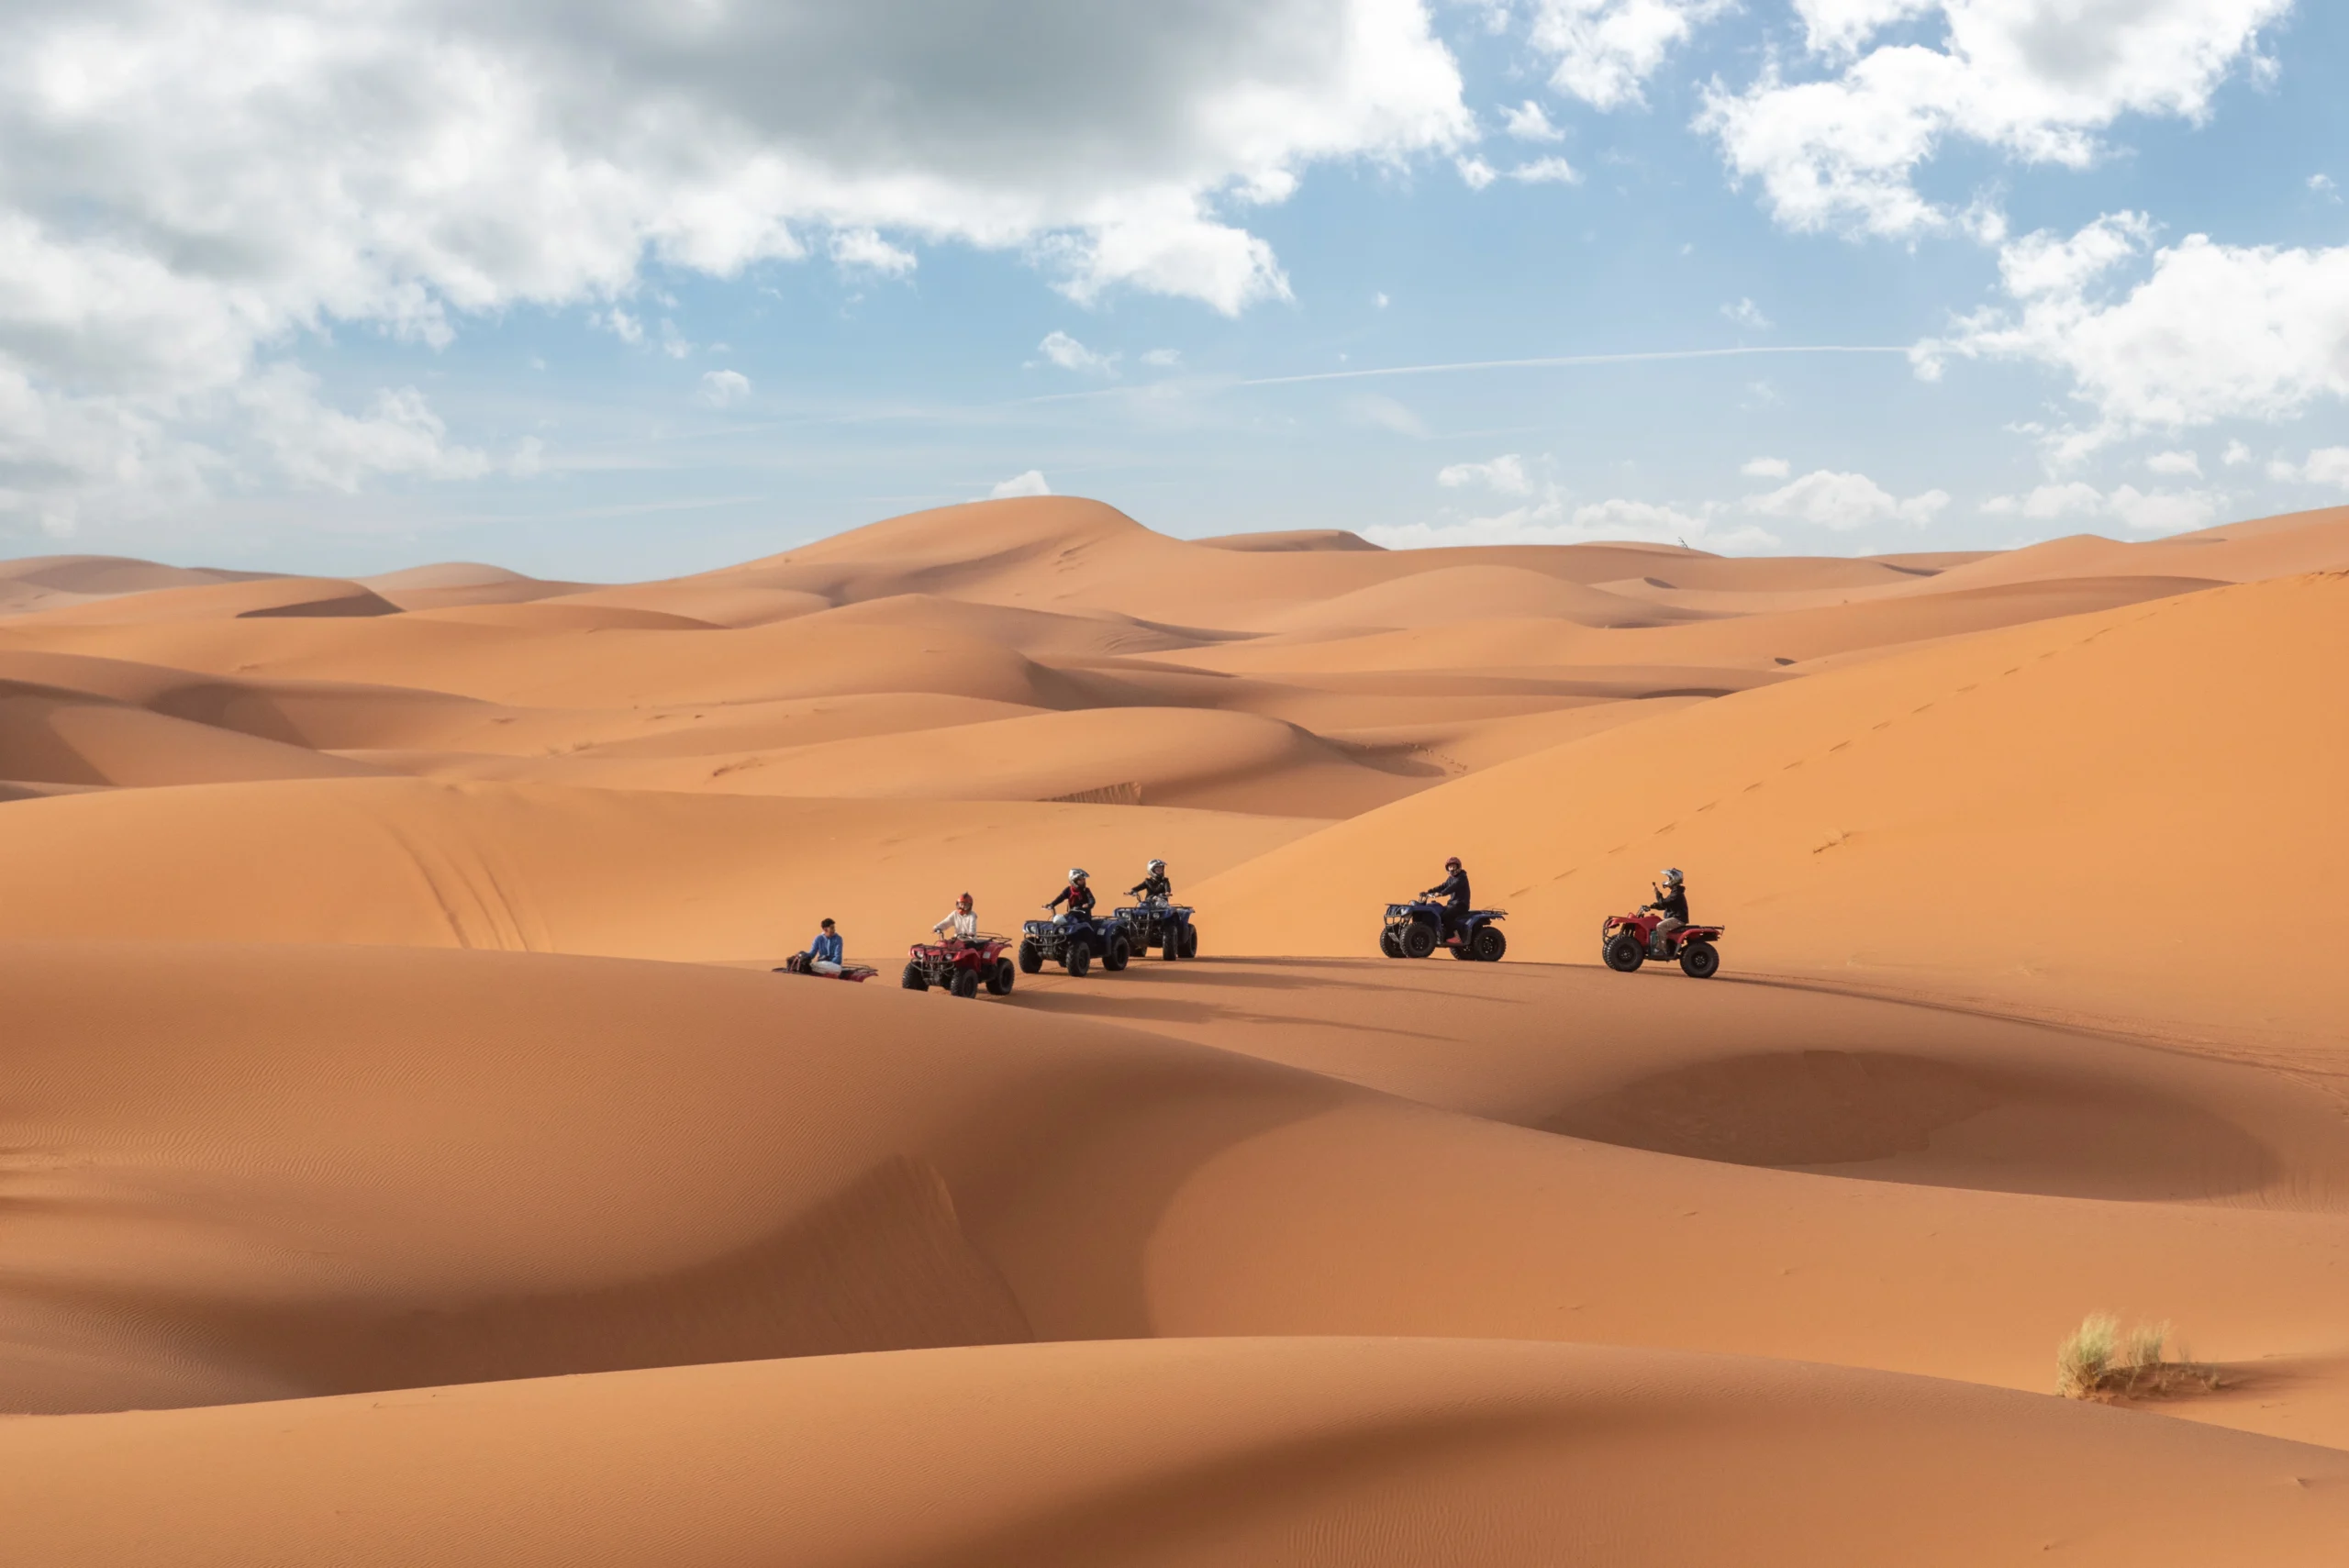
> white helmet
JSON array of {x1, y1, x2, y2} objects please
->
[
  {"x1": 1147, "y1": 859, "x2": 1166, "y2": 874},
  {"x1": 1662, "y1": 867, "x2": 1683, "y2": 885},
  {"x1": 1068, "y1": 867, "x2": 1088, "y2": 880}
]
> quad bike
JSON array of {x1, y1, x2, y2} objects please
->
[
  {"x1": 902, "y1": 934, "x2": 1018, "y2": 998},
  {"x1": 1599, "y1": 910, "x2": 1724, "y2": 979},
  {"x1": 1019, "y1": 909, "x2": 1133, "y2": 977},
  {"x1": 1378, "y1": 900, "x2": 1508, "y2": 962},
  {"x1": 775, "y1": 952, "x2": 878, "y2": 982},
  {"x1": 1115, "y1": 900, "x2": 1200, "y2": 961}
]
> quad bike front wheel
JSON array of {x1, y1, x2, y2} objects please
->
[
  {"x1": 1181, "y1": 925, "x2": 1199, "y2": 959},
  {"x1": 1105, "y1": 936, "x2": 1130, "y2": 972},
  {"x1": 1065, "y1": 946, "x2": 1092, "y2": 978},
  {"x1": 987, "y1": 959, "x2": 1016, "y2": 995},
  {"x1": 1603, "y1": 932, "x2": 1645, "y2": 973},
  {"x1": 1471, "y1": 926, "x2": 1508, "y2": 963},
  {"x1": 1678, "y1": 940, "x2": 1720, "y2": 979},
  {"x1": 901, "y1": 963, "x2": 929, "y2": 991},
  {"x1": 1400, "y1": 922, "x2": 1438, "y2": 960},
  {"x1": 1160, "y1": 926, "x2": 1179, "y2": 960},
  {"x1": 952, "y1": 968, "x2": 981, "y2": 999},
  {"x1": 1019, "y1": 940, "x2": 1043, "y2": 974},
  {"x1": 1378, "y1": 929, "x2": 1403, "y2": 959}
]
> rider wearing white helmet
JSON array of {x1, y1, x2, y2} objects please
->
[
  {"x1": 1129, "y1": 858, "x2": 1173, "y2": 902},
  {"x1": 1046, "y1": 868, "x2": 1097, "y2": 919},
  {"x1": 1644, "y1": 867, "x2": 1689, "y2": 953}
]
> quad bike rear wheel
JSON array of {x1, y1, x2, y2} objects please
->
[
  {"x1": 1018, "y1": 940, "x2": 1043, "y2": 974},
  {"x1": 1379, "y1": 929, "x2": 1404, "y2": 959},
  {"x1": 901, "y1": 963, "x2": 928, "y2": 991},
  {"x1": 1400, "y1": 922, "x2": 1438, "y2": 960},
  {"x1": 1065, "y1": 946, "x2": 1092, "y2": 978},
  {"x1": 952, "y1": 968, "x2": 981, "y2": 999},
  {"x1": 1104, "y1": 936, "x2": 1130, "y2": 972},
  {"x1": 1471, "y1": 926, "x2": 1508, "y2": 963},
  {"x1": 1678, "y1": 940, "x2": 1720, "y2": 979},
  {"x1": 1603, "y1": 932, "x2": 1645, "y2": 973},
  {"x1": 987, "y1": 958, "x2": 1016, "y2": 995},
  {"x1": 1181, "y1": 925, "x2": 1199, "y2": 959}
]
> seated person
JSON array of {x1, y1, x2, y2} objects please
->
[
  {"x1": 1422, "y1": 855, "x2": 1470, "y2": 940},
  {"x1": 1129, "y1": 858, "x2": 1173, "y2": 903},
  {"x1": 1642, "y1": 869, "x2": 1689, "y2": 953},
  {"x1": 803, "y1": 917, "x2": 845, "y2": 976},
  {"x1": 934, "y1": 893, "x2": 979, "y2": 943},
  {"x1": 1046, "y1": 869, "x2": 1097, "y2": 922}
]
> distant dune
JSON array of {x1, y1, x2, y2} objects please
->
[{"x1": 6, "y1": 495, "x2": 2348, "y2": 1561}]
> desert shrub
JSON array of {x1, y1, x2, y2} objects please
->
[
  {"x1": 2057, "y1": 1313, "x2": 2210, "y2": 1399},
  {"x1": 2055, "y1": 1312, "x2": 2120, "y2": 1398}
]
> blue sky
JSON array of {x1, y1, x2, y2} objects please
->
[{"x1": 5, "y1": 0, "x2": 2345, "y2": 581}]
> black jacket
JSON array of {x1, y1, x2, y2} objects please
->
[
  {"x1": 1130, "y1": 873, "x2": 1173, "y2": 901},
  {"x1": 1048, "y1": 883, "x2": 1097, "y2": 916},
  {"x1": 1425, "y1": 868, "x2": 1470, "y2": 910},
  {"x1": 1652, "y1": 884, "x2": 1688, "y2": 922}
]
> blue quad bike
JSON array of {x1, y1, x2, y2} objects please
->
[
  {"x1": 1379, "y1": 900, "x2": 1508, "y2": 962},
  {"x1": 1114, "y1": 900, "x2": 1200, "y2": 961},
  {"x1": 1019, "y1": 909, "x2": 1135, "y2": 977}
]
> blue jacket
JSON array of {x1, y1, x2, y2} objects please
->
[{"x1": 810, "y1": 931, "x2": 843, "y2": 963}]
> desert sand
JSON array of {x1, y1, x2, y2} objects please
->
[{"x1": 5, "y1": 495, "x2": 2349, "y2": 1562}]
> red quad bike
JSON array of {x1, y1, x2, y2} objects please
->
[
  {"x1": 1600, "y1": 912, "x2": 1724, "y2": 979},
  {"x1": 902, "y1": 934, "x2": 1019, "y2": 999},
  {"x1": 775, "y1": 953, "x2": 878, "y2": 982}
]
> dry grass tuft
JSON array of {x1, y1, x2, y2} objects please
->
[{"x1": 2055, "y1": 1313, "x2": 2221, "y2": 1401}]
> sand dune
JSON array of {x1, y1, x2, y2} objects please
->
[
  {"x1": 11, "y1": 1340, "x2": 2349, "y2": 1567},
  {"x1": 7, "y1": 496, "x2": 2349, "y2": 1560}
]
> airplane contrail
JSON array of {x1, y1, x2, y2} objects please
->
[{"x1": 1241, "y1": 344, "x2": 1912, "y2": 387}]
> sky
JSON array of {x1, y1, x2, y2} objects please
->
[{"x1": 3, "y1": 0, "x2": 2346, "y2": 581}]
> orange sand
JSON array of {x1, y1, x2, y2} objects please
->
[{"x1": 4, "y1": 496, "x2": 2347, "y2": 1562}]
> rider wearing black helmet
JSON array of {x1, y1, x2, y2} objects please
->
[{"x1": 1423, "y1": 855, "x2": 1471, "y2": 942}]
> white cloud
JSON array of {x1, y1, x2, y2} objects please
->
[
  {"x1": 1722, "y1": 296, "x2": 1772, "y2": 329},
  {"x1": 829, "y1": 228, "x2": 918, "y2": 278},
  {"x1": 697, "y1": 370, "x2": 752, "y2": 408},
  {"x1": 1373, "y1": 291, "x2": 1392, "y2": 308},
  {"x1": 659, "y1": 319, "x2": 693, "y2": 361},
  {"x1": 2312, "y1": 173, "x2": 2340, "y2": 197},
  {"x1": 1529, "y1": 0, "x2": 1733, "y2": 110},
  {"x1": 1500, "y1": 100, "x2": 1565, "y2": 141},
  {"x1": 1036, "y1": 330, "x2": 1119, "y2": 376},
  {"x1": 989, "y1": 469, "x2": 1052, "y2": 499},
  {"x1": 1509, "y1": 156, "x2": 1583, "y2": 184},
  {"x1": 2268, "y1": 447, "x2": 2349, "y2": 489},
  {"x1": 1456, "y1": 156, "x2": 1501, "y2": 190},
  {"x1": 1366, "y1": 488, "x2": 1778, "y2": 550},
  {"x1": 1741, "y1": 455, "x2": 1791, "y2": 478},
  {"x1": 1748, "y1": 468, "x2": 1948, "y2": 529},
  {"x1": 1436, "y1": 454, "x2": 1531, "y2": 494},
  {"x1": 1345, "y1": 393, "x2": 1429, "y2": 437},
  {"x1": 0, "y1": 0, "x2": 1472, "y2": 536},
  {"x1": 2145, "y1": 449, "x2": 2201, "y2": 477},
  {"x1": 237, "y1": 363, "x2": 492, "y2": 494},
  {"x1": 1702, "y1": 1, "x2": 2290, "y2": 238},
  {"x1": 1140, "y1": 348, "x2": 1183, "y2": 367},
  {"x1": 1919, "y1": 214, "x2": 2349, "y2": 459},
  {"x1": 2222, "y1": 439, "x2": 2253, "y2": 465},
  {"x1": 1980, "y1": 479, "x2": 2217, "y2": 534}
]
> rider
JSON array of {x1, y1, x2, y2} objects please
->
[
  {"x1": 804, "y1": 917, "x2": 845, "y2": 976},
  {"x1": 1129, "y1": 859, "x2": 1173, "y2": 902},
  {"x1": 1046, "y1": 868, "x2": 1097, "y2": 924},
  {"x1": 934, "y1": 893, "x2": 979, "y2": 943},
  {"x1": 1642, "y1": 868, "x2": 1689, "y2": 954},
  {"x1": 1423, "y1": 856, "x2": 1471, "y2": 942}
]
